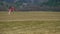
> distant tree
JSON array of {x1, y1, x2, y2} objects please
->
[
  {"x1": 47, "y1": 0, "x2": 60, "y2": 6},
  {"x1": 0, "y1": 2, "x2": 4, "y2": 6},
  {"x1": 15, "y1": 0, "x2": 23, "y2": 8},
  {"x1": 0, "y1": 0, "x2": 3, "y2": 5}
]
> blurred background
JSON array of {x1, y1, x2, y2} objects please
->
[{"x1": 0, "y1": 0, "x2": 60, "y2": 11}]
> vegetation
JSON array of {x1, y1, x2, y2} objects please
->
[
  {"x1": 0, "y1": 11, "x2": 60, "y2": 34},
  {"x1": 0, "y1": 0, "x2": 60, "y2": 11},
  {"x1": 0, "y1": 21, "x2": 60, "y2": 34}
]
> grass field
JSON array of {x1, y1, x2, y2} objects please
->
[{"x1": 0, "y1": 11, "x2": 60, "y2": 34}]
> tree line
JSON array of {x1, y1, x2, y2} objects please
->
[{"x1": 0, "y1": 0, "x2": 60, "y2": 11}]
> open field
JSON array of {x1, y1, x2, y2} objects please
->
[
  {"x1": 0, "y1": 11, "x2": 60, "y2": 21},
  {"x1": 0, "y1": 11, "x2": 60, "y2": 34}
]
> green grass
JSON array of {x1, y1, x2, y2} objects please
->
[{"x1": 0, "y1": 11, "x2": 60, "y2": 34}]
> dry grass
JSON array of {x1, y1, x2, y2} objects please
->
[
  {"x1": 0, "y1": 11, "x2": 60, "y2": 21},
  {"x1": 0, "y1": 21, "x2": 60, "y2": 34},
  {"x1": 0, "y1": 11, "x2": 60, "y2": 34}
]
